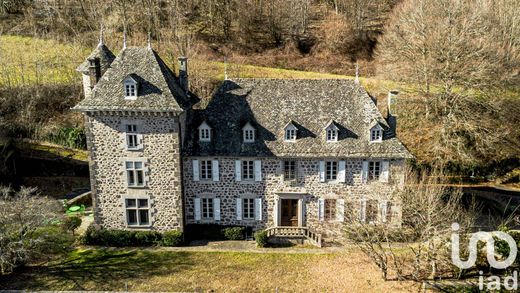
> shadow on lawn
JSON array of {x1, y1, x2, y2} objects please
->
[{"x1": 0, "y1": 249, "x2": 195, "y2": 291}]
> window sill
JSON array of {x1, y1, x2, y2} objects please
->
[
  {"x1": 126, "y1": 224, "x2": 153, "y2": 229},
  {"x1": 126, "y1": 147, "x2": 143, "y2": 151},
  {"x1": 196, "y1": 219, "x2": 218, "y2": 223},
  {"x1": 198, "y1": 179, "x2": 216, "y2": 183},
  {"x1": 239, "y1": 180, "x2": 258, "y2": 184},
  {"x1": 127, "y1": 185, "x2": 147, "y2": 189}
]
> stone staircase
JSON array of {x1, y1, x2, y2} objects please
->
[{"x1": 265, "y1": 226, "x2": 323, "y2": 247}]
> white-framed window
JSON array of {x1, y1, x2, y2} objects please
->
[
  {"x1": 324, "y1": 199, "x2": 337, "y2": 221},
  {"x1": 125, "y1": 83, "x2": 136, "y2": 97},
  {"x1": 243, "y1": 198, "x2": 255, "y2": 219},
  {"x1": 325, "y1": 123, "x2": 339, "y2": 142},
  {"x1": 198, "y1": 122, "x2": 211, "y2": 142},
  {"x1": 370, "y1": 125, "x2": 383, "y2": 142},
  {"x1": 200, "y1": 128, "x2": 211, "y2": 141},
  {"x1": 244, "y1": 129, "x2": 255, "y2": 142},
  {"x1": 242, "y1": 160, "x2": 254, "y2": 181},
  {"x1": 125, "y1": 124, "x2": 139, "y2": 149},
  {"x1": 243, "y1": 123, "x2": 255, "y2": 143},
  {"x1": 201, "y1": 197, "x2": 214, "y2": 219},
  {"x1": 200, "y1": 160, "x2": 212, "y2": 180},
  {"x1": 284, "y1": 160, "x2": 296, "y2": 180},
  {"x1": 285, "y1": 129, "x2": 296, "y2": 141},
  {"x1": 368, "y1": 161, "x2": 381, "y2": 181},
  {"x1": 123, "y1": 76, "x2": 138, "y2": 100},
  {"x1": 125, "y1": 198, "x2": 150, "y2": 226},
  {"x1": 284, "y1": 123, "x2": 297, "y2": 142},
  {"x1": 326, "y1": 161, "x2": 338, "y2": 181},
  {"x1": 126, "y1": 161, "x2": 145, "y2": 187}
]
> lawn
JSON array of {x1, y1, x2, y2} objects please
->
[{"x1": 0, "y1": 248, "x2": 416, "y2": 292}]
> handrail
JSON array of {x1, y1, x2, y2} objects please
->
[{"x1": 265, "y1": 226, "x2": 322, "y2": 247}]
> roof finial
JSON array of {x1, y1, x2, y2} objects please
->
[
  {"x1": 98, "y1": 23, "x2": 104, "y2": 47},
  {"x1": 224, "y1": 57, "x2": 228, "y2": 80},
  {"x1": 355, "y1": 61, "x2": 359, "y2": 84},
  {"x1": 123, "y1": 26, "x2": 127, "y2": 49},
  {"x1": 147, "y1": 32, "x2": 152, "y2": 49}
]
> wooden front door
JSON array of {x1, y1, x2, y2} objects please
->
[{"x1": 280, "y1": 199, "x2": 299, "y2": 226}]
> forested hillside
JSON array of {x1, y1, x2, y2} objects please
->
[{"x1": 0, "y1": 0, "x2": 519, "y2": 181}]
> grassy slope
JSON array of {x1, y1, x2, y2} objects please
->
[
  {"x1": 3, "y1": 35, "x2": 518, "y2": 174},
  {"x1": 0, "y1": 248, "x2": 415, "y2": 292}
]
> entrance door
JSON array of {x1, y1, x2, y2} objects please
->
[{"x1": 280, "y1": 199, "x2": 299, "y2": 226}]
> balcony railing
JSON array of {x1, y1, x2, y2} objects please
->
[{"x1": 265, "y1": 226, "x2": 322, "y2": 247}]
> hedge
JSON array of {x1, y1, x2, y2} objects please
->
[
  {"x1": 222, "y1": 227, "x2": 245, "y2": 240},
  {"x1": 254, "y1": 230, "x2": 269, "y2": 247},
  {"x1": 184, "y1": 224, "x2": 251, "y2": 241},
  {"x1": 82, "y1": 225, "x2": 182, "y2": 247}
]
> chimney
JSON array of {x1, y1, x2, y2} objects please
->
[
  {"x1": 387, "y1": 90, "x2": 399, "y2": 136},
  {"x1": 88, "y1": 57, "x2": 101, "y2": 89},
  {"x1": 178, "y1": 56, "x2": 189, "y2": 94}
]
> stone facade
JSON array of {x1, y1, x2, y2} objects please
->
[
  {"x1": 183, "y1": 157, "x2": 405, "y2": 239},
  {"x1": 85, "y1": 113, "x2": 184, "y2": 231},
  {"x1": 75, "y1": 44, "x2": 412, "y2": 242}
]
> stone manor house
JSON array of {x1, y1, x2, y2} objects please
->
[{"x1": 73, "y1": 39, "x2": 412, "y2": 244}]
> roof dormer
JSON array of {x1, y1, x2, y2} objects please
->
[
  {"x1": 123, "y1": 75, "x2": 138, "y2": 100},
  {"x1": 242, "y1": 122, "x2": 256, "y2": 143},
  {"x1": 284, "y1": 121, "x2": 298, "y2": 142},
  {"x1": 370, "y1": 123, "x2": 383, "y2": 142},
  {"x1": 198, "y1": 121, "x2": 212, "y2": 142},
  {"x1": 325, "y1": 121, "x2": 339, "y2": 142}
]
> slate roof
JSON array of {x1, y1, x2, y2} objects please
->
[
  {"x1": 185, "y1": 79, "x2": 413, "y2": 158},
  {"x1": 74, "y1": 47, "x2": 191, "y2": 113},
  {"x1": 76, "y1": 44, "x2": 116, "y2": 74}
]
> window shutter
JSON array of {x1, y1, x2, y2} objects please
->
[
  {"x1": 319, "y1": 161, "x2": 326, "y2": 182},
  {"x1": 380, "y1": 200, "x2": 388, "y2": 223},
  {"x1": 212, "y1": 160, "x2": 219, "y2": 182},
  {"x1": 194, "y1": 198, "x2": 201, "y2": 221},
  {"x1": 336, "y1": 199, "x2": 345, "y2": 222},
  {"x1": 254, "y1": 160, "x2": 262, "y2": 181},
  {"x1": 380, "y1": 160, "x2": 390, "y2": 183},
  {"x1": 192, "y1": 159, "x2": 200, "y2": 181},
  {"x1": 274, "y1": 200, "x2": 280, "y2": 226},
  {"x1": 318, "y1": 198, "x2": 325, "y2": 221},
  {"x1": 387, "y1": 201, "x2": 393, "y2": 223},
  {"x1": 255, "y1": 198, "x2": 262, "y2": 221},
  {"x1": 361, "y1": 161, "x2": 369, "y2": 183},
  {"x1": 359, "y1": 199, "x2": 367, "y2": 223},
  {"x1": 214, "y1": 198, "x2": 221, "y2": 221},
  {"x1": 338, "y1": 160, "x2": 346, "y2": 182},
  {"x1": 136, "y1": 134, "x2": 144, "y2": 150},
  {"x1": 236, "y1": 198, "x2": 242, "y2": 220},
  {"x1": 235, "y1": 160, "x2": 242, "y2": 181}
]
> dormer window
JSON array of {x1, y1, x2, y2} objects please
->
[
  {"x1": 325, "y1": 122, "x2": 339, "y2": 142},
  {"x1": 284, "y1": 122, "x2": 297, "y2": 142},
  {"x1": 243, "y1": 122, "x2": 255, "y2": 143},
  {"x1": 370, "y1": 124, "x2": 383, "y2": 142},
  {"x1": 123, "y1": 76, "x2": 138, "y2": 100},
  {"x1": 198, "y1": 121, "x2": 211, "y2": 142}
]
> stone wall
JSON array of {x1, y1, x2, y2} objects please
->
[
  {"x1": 86, "y1": 113, "x2": 184, "y2": 231},
  {"x1": 183, "y1": 157, "x2": 405, "y2": 239}
]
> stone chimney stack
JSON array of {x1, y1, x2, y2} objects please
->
[
  {"x1": 88, "y1": 57, "x2": 101, "y2": 89},
  {"x1": 178, "y1": 57, "x2": 189, "y2": 94},
  {"x1": 387, "y1": 90, "x2": 399, "y2": 136}
]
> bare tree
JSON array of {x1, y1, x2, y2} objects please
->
[
  {"x1": 345, "y1": 168, "x2": 477, "y2": 281},
  {"x1": 0, "y1": 186, "x2": 61, "y2": 274}
]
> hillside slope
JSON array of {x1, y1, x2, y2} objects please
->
[{"x1": 1, "y1": 36, "x2": 518, "y2": 178}]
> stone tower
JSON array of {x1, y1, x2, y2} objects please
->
[{"x1": 74, "y1": 45, "x2": 190, "y2": 232}]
